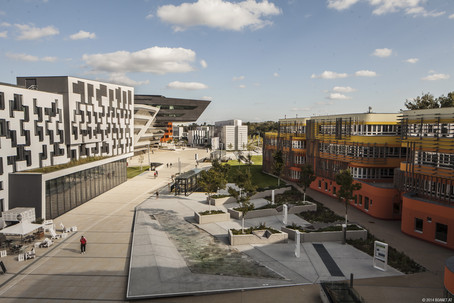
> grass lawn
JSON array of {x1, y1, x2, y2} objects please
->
[
  {"x1": 127, "y1": 166, "x2": 150, "y2": 179},
  {"x1": 225, "y1": 155, "x2": 285, "y2": 190}
]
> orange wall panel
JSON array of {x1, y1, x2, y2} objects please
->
[
  {"x1": 401, "y1": 196, "x2": 454, "y2": 250},
  {"x1": 309, "y1": 177, "x2": 400, "y2": 219},
  {"x1": 445, "y1": 263, "x2": 454, "y2": 295}
]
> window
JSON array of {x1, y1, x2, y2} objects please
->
[
  {"x1": 0, "y1": 198, "x2": 3, "y2": 213},
  {"x1": 333, "y1": 187, "x2": 336, "y2": 196},
  {"x1": 318, "y1": 180, "x2": 321, "y2": 188},
  {"x1": 324, "y1": 182, "x2": 328, "y2": 191},
  {"x1": 0, "y1": 181, "x2": 3, "y2": 190},
  {"x1": 435, "y1": 223, "x2": 448, "y2": 243},
  {"x1": 415, "y1": 218, "x2": 423, "y2": 233},
  {"x1": 359, "y1": 195, "x2": 363, "y2": 206},
  {"x1": 354, "y1": 195, "x2": 357, "y2": 205},
  {"x1": 365, "y1": 197, "x2": 369, "y2": 210}
]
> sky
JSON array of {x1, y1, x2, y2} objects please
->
[{"x1": 0, "y1": 0, "x2": 453, "y2": 124}]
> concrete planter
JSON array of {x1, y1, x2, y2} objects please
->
[
  {"x1": 228, "y1": 208, "x2": 278, "y2": 220},
  {"x1": 194, "y1": 211, "x2": 230, "y2": 224},
  {"x1": 211, "y1": 196, "x2": 236, "y2": 206},
  {"x1": 228, "y1": 229, "x2": 288, "y2": 246},
  {"x1": 228, "y1": 202, "x2": 316, "y2": 219},
  {"x1": 251, "y1": 186, "x2": 292, "y2": 199},
  {"x1": 281, "y1": 225, "x2": 367, "y2": 243}
]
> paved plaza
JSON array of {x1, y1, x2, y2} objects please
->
[{"x1": 0, "y1": 148, "x2": 452, "y2": 302}]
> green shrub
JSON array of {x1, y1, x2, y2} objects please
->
[{"x1": 297, "y1": 202, "x2": 343, "y2": 223}]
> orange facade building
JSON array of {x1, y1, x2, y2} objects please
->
[{"x1": 263, "y1": 109, "x2": 454, "y2": 249}]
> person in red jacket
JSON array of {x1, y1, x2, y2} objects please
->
[{"x1": 80, "y1": 236, "x2": 87, "y2": 254}]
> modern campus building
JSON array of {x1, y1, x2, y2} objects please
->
[
  {"x1": 263, "y1": 109, "x2": 454, "y2": 250},
  {"x1": 1, "y1": 76, "x2": 134, "y2": 219},
  {"x1": 215, "y1": 119, "x2": 248, "y2": 150},
  {"x1": 134, "y1": 95, "x2": 210, "y2": 148},
  {"x1": 394, "y1": 108, "x2": 454, "y2": 249}
]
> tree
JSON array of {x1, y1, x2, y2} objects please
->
[
  {"x1": 438, "y1": 92, "x2": 454, "y2": 108},
  {"x1": 198, "y1": 160, "x2": 229, "y2": 213},
  {"x1": 404, "y1": 92, "x2": 454, "y2": 110},
  {"x1": 272, "y1": 150, "x2": 284, "y2": 187},
  {"x1": 335, "y1": 169, "x2": 362, "y2": 227},
  {"x1": 298, "y1": 164, "x2": 316, "y2": 202},
  {"x1": 404, "y1": 93, "x2": 438, "y2": 110},
  {"x1": 228, "y1": 169, "x2": 257, "y2": 233}
]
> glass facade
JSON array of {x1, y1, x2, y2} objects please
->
[{"x1": 45, "y1": 159, "x2": 127, "y2": 219}]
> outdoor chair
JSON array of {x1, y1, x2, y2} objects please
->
[
  {"x1": 49, "y1": 228, "x2": 60, "y2": 240},
  {"x1": 0, "y1": 250, "x2": 6, "y2": 258},
  {"x1": 39, "y1": 238, "x2": 53, "y2": 248},
  {"x1": 25, "y1": 249, "x2": 35, "y2": 260},
  {"x1": 71, "y1": 226, "x2": 77, "y2": 232},
  {"x1": 17, "y1": 253, "x2": 24, "y2": 262}
]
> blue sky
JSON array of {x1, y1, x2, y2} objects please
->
[{"x1": 0, "y1": 0, "x2": 453, "y2": 123}]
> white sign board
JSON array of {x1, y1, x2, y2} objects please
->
[{"x1": 373, "y1": 240, "x2": 388, "y2": 271}]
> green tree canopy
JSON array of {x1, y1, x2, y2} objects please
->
[
  {"x1": 335, "y1": 169, "x2": 362, "y2": 226},
  {"x1": 298, "y1": 164, "x2": 316, "y2": 202},
  {"x1": 272, "y1": 150, "x2": 284, "y2": 186},
  {"x1": 405, "y1": 92, "x2": 454, "y2": 110}
]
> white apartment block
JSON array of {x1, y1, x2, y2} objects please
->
[{"x1": 214, "y1": 119, "x2": 248, "y2": 150}]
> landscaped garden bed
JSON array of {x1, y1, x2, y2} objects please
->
[
  {"x1": 229, "y1": 225, "x2": 288, "y2": 246},
  {"x1": 282, "y1": 224, "x2": 367, "y2": 242},
  {"x1": 194, "y1": 210, "x2": 230, "y2": 224},
  {"x1": 347, "y1": 233, "x2": 425, "y2": 274}
]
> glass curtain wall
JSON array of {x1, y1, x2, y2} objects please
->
[{"x1": 45, "y1": 159, "x2": 127, "y2": 219}]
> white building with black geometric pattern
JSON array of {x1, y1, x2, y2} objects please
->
[{"x1": 0, "y1": 76, "x2": 134, "y2": 219}]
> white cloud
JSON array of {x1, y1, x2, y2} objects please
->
[
  {"x1": 82, "y1": 47, "x2": 197, "y2": 75},
  {"x1": 6, "y1": 52, "x2": 58, "y2": 62},
  {"x1": 41, "y1": 56, "x2": 57, "y2": 62},
  {"x1": 1, "y1": 22, "x2": 11, "y2": 27},
  {"x1": 15, "y1": 24, "x2": 59, "y2": 40},
  {"x1": 70, "y1": 30, "x2": 96, "y2": 40},
  {"x1": 327, "y1": 0, "x2": 360, "y2": 11},
  {"x1": 0, "y1": 31, "x2": 7, "y2": 38},
  {"x1": 405, "y1": 58, "x2": 419, "y2": 63},
  {"x1": 422, "y1": 73, "x2": 450, "y2": 81},
  {"x1": 107, "y1": 73, "x2": 149, "y2": 86},
  {"x1": 327, "y1": 0, "x2": 444, "y2": 17},
  {"x1": 233, "y1": 75, "x2": 245, "y2": 81},
  {"x1": 200, "y1": 59, "x2": 207, "y2": 68},
  {"x1": 449, "y1": 14, "x2": 454, "y2": 19},
  {"x1": 372, "y1": 48, "x2": 392, "y2": 57},
  {"x1": 328, "y1": 93, "x2": 351, "y2": 100},
  {"x1": 311, "y1": 71, "x2": 348, "y2": 79},
  {"x1": 167, "y1": 81, "x2": 208, "y2": 90},
  {"x1": 273, "y1": 72, "x2": 279, "y2": 77},
  {"x1": 355, "y1": 70, "x2": 377, "y2": 77},
  {"x1": 6, "y1": 52, "x2": 39, "y2": 62},
  {"x1": 239, "y1": 84, "x2": 246, "y2": 88},
  {"x1": 157, "y1": 0, "x2": 282, "y2": 31},
  {"x1": 333, "y1": 86, "x2": 356, "y2": 93},
  {"x1": 146, "y1": 13, "x2": 154, "y2": 19}
]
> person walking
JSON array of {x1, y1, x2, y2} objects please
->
[{"x1": 80, "y1": 236, "x2": 87, "y2": 254}]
